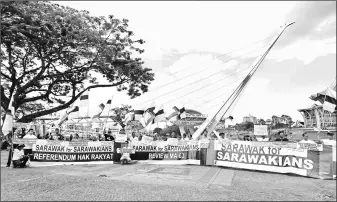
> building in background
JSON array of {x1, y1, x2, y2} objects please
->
[
  {"x1": 243, "y1": 114, "x2": 257, "y2": 124},
  {"x1": 298, "y1": 78, "x2": 336, "y2": 130},
  {"x1": 298, "y1": 104, "x2": 336, "y2": 129}
]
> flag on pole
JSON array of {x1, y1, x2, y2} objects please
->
[
  {"x1": 178, "y1": 107, "x2": 187, "y2": 119},
  {"x1": 153, "y1": 105, "x2": 166, "y2": 123},
  {"x1": 140, "y1": 102, "x2": 156, "y2": 127},
  {"x1": 166, "y1": 106, "x2": 180, "y2": 121},
  {"x1": 91, "y1": 103, "x2": 105, "y2": 120},
  {"x1": 68, "y1": 105, "x2": 79, "y2": 120},
  {"x1": 2, "y1": 109, "x2": 13, "y2": 136},
  {"x1": 123, "y1": 111, "x2": 135, "y2": 125},
  {"x1": 79, "y1": 92, "x2": 89, "y2": 117},
  {"x1": 101, "y1": 97, "x2": 113, "y2": 117},
  {"x1": 57, "y1": 105, "x2": 79, "y2": 126},
  {"x1": 2, "y1": 95, "x2": 15, "y2": 136},
  {"x1": 322, "y1": 87, "x2": 337, "y2": 113},
  {"x1": 134, "y1": 110, "x2": 145, "y2": 121}
]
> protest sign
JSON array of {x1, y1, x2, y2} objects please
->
[
  {"x1": 254, "y1": 125, "x2": 268, "y2": 136},
  {"x1": 131, "y1": 141, "x2": 200, "y2": 161},
  {"x1": 117, "y1": 148, "x2": 135, "y2": 154},
  {"x1": 31, "y1": 141, "x2": 114, "y2": 162},
  {"x1": 198, "y1": 139, "x2": 210, "y2": 149},
  {"x1": 213, "y1": 140, "x2": 336, "y2": 179},
  {"x1": 115, "y1": 133, "x2": 127, "y2": 143},
  {"x1": 141, "y1": 135, "x2": 153, "y2": 145},
  {"x1": 167, "y1": 138, "x2": 178, "y2": 146}
]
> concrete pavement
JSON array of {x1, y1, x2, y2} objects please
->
[{"x1": 1, "y1": 150, "x2": 336, "y2": 201}]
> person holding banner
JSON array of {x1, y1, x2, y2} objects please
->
[
  {"x1": 299, "y1": 132, "x2": 316, "y2": 144},
  {"x1": 23, "y1": 129, "x2": 37, "y2": 139},
  {"x1": 5, "y1": 131, "x2": 13, "y2": 167},
  {"x1": 104, "y1": 128, "x2": 115, "y2": 141},
  {"x1": 321, "y1": 132, "x2": 336, "y2": 145},
  {"x1": 12, "y1": 144, "x2": 30, "y2": 168}
]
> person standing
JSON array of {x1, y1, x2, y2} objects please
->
[
  {"x1": 299, "y1": 132, "x2": 316, "y2": 144},
  {"x1": 5, "y1": 131, "x2": 13, "y2": 167},
  {"x1": 130, "y1": 132, "x2": 138, "y2": 142},
  {"x1": 320, "y1": 132, "x2": 336, "y2": 145},
  {"x1": 23, "y1": 129, "x2": 37, "y2": 139}
]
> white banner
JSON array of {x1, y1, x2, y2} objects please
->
[
  {"x1": 254, "y1": 125, "x2": 268, "y2": 136},
  {"x1": 141, "y1": 135, "x2": 153, "y2": 145},
  {"x1": 115, "y1": 133, "x2": 127, "y2": 143}
]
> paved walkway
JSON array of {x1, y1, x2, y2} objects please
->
[{"x1": 1, "y1": 150, "x2": 336, "y2": 201}]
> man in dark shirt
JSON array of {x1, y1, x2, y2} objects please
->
[
  {"x1": 5, "y1": 131, "x2": 13, "y2": 167},
  {"x1": 104, "y1": 130, "x2": 115, "y2": 141}
]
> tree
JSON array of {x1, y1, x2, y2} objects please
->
[
  {"x1": 258, "y1": 119, "x2": 265, "y2": 125},
  {"x1": 153, "y1": 127, "x2": 162, "y2": 135},
  {"x1": 1, "y1": 1, "x2": 154, "y2": 123},
  {"x1": 281, "y1": 115, "x2": 292, "y2": 126},
  {"x1": 160, "y1": 125, "x2": 181, "y2": 136},
  {"x1": 110, "y1": 105, "x2": 132, "y2": 128},
  {"x1": 271, "y1": 115, "x2": 278, "y2": 125}
]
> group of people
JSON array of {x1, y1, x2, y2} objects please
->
[{"x1": 11, "y1": 127, "x2": 65, "y2": 140}]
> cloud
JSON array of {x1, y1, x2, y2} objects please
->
[
  {"x1": 54, "y1": 1, "x2": 335, "y2": 123},
  {"x1": 277, "y1": 1, "x2": 336, "y2": 47},
  {"x1": 269, "y1": 37, "x2": 336, "y2": 65}
]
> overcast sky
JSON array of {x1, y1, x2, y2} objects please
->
[{"x1": 57, "y1": 1, "x2": 336, "y2": 123}]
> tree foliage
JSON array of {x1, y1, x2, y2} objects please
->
[
  {"x1": 110, "y1": 105, "x2": 132, "y2": 128},
  {"x1": 0, "y1": 1, "x2": 154, "y2": 123},
  {"x1": 234, "y1": 122, "x2": 254, "y2": 131},
  {"x1": 160, "y1": 125, "x2": 181, "y2": 136}
]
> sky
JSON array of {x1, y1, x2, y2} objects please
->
[{"x1": 56, "y1": 1, "x2": 336, "y2": 123}]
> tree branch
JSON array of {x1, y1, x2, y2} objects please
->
[{"x1": 17, "y1": 81, "x2": 127, "y2": 122}]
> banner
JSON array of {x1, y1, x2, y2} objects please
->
[
  {"x1": 212, "y1": 140, "x2": 336, "y2": 179},
  {"x1": 115, "y1": 133, "x2": 127, "y2": 143},
  {"x1": 130, "y1": 141, "x2": 200, "y2": 162},
  {"x1": 167, "y1": 138, "x2": 178, "y2": 146},
  {"x1": 254, "y1": 125, "x2": 268, "y2": 136},
  {"x1": 31, "y1": 140, "x2": 114, "y2": 162},
  {"x1": 141, "y1": 135, "x2": 153, "y2": 145}
]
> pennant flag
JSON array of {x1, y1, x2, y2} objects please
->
[
  {"x1": 140, "y1": 102, "x2": 156, "y2": 127},
  {"x1": 91, "y1": 103, "x2": 105, "y2": 120},
  {"x1": 178, "y1": 107, "x2": 187, "y2": 119},
  {"x1": 153, "y1": 105, "x2": 166, "y2": 123},
  {"x1": 2, "y1": 109, "x2": 13, "y2": 136},
  {"x1": 57, "y1": 105, "x2": 79, "y2": 126},
  {"x1": 166, "y1": 106, "x2": 180, "y2": 121},
  {"x1": 79, "y1": 92, "x2": 89, "y2": 117},
  {"x1": 2, "y1": 95, "x2": 15, "y2": 136},
  {"x1": 123, "y1": 111, "x2": 134, "y2": 125},
  {"x1": 145, "y1": 101, "x2": 156, "y2": 114},
  {"x1": 101, "y1": 96, "x2": 113, "y2": 117},
  {"x1": 68, "y1": 106, "x2": 79, "y2": 119},
  {"x1": 145, "y1": 111, "x2": 155, "y2": 126},
  {"x1": 134, "y1": 110, "x2": 145, "y2": 121}
]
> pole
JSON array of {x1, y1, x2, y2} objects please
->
[{"x1": 192, "y1": 22, "x2": 295, "y2": 140}]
